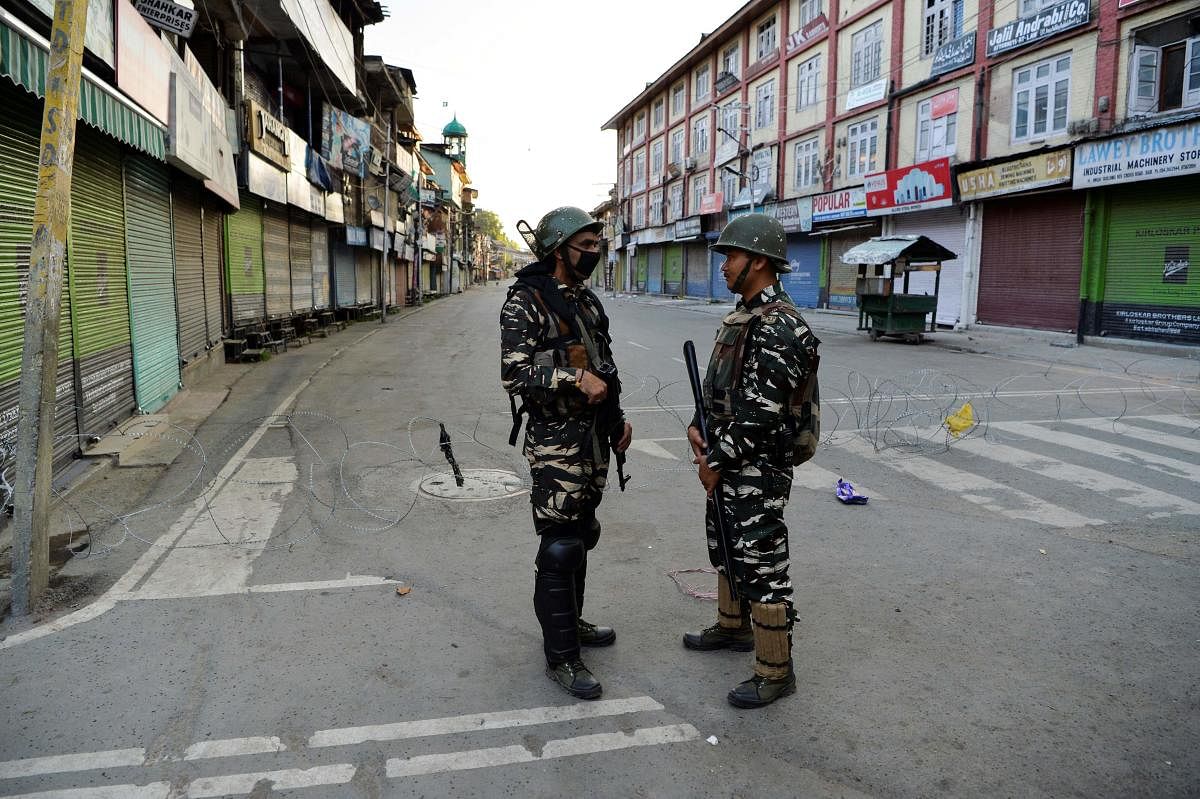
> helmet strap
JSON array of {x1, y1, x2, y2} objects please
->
[{"x1": 730, "y1": 256, "x2": 753, "y2": 294}]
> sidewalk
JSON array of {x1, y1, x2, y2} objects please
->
[{"x1": 615, "y1": 292, "x2": 1200, "y2": 378}]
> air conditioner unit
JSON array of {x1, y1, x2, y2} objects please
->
[
  {"x1": 1067, "y1": 117, "x2": 1099, "y2": 136},
  {"x1": 666, "y1": 162, "x2": 681, "y2": 178},
  {"x1": 683, "y1": 157, "x2": 697, "y2": 171}
]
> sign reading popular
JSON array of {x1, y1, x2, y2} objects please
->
[{"x1": 1073, "y1": 121, "x2": 1200, "y2": 189}]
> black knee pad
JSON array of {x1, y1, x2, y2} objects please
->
[
  {"x1": 536, "y1": 536, "x2": 585, "y2": 573},
  {"x1": 579, "y1": 516, "x2": 601, "y2": 550}
]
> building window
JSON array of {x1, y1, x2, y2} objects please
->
[
  {"x1": 1129, "y1": 25, "x2": 1200, "y2": 115},
  {"x1": 695, "y1": 64, "x2": 711, "y2": 102},
  {"x1": 670, "y1": 128, "x2": 685, "y2": 166},
  {"x1": 1012, "y1": 54, "x2": 1070, "y2": 141},
  {"x1": 669, "y1": 183, "x2": 684, "y2": 221},
  {"x1": 651, "y1": 139, "x2": 665, "y2": 177},
  {"x1": 671, "y1": 84, "x2": 686, "y2": 117},
  {"x1": 721, "y1": 167, "x2": 740, "y2": 204},
  {"x1": 757, "y1": 17, "x2": 777, "y2": 62},
  {"x1": 691, "y1": 173, "x2": 707, "y2": 213},
  {"x1": 851, "y1": 21, "x2": 883, "y2": 88},
  {"x1": 649, "y1": 189, "x2": 664, "y2": 225},
  {"x1": 923, "y1": 0, "x2": 964, "y2": 57},
  {"x1": 794, "y1": 137, "x2": 821, "y2": 189},
  {"x1": 692, "y1": 115, "x2": 710, "y2": 155},
  {"x1": 652, "y1": 98, "x2": 665, "y2": 131},
  {"x1": 722, "y1": 41, "x2": 741, "y2": 79},
  {"x1": 755, "y1": 79, "x2": 776, "y2": 129},
  {"x1": 632, "y1": 196, "x2": 646, "y2": 228},
  {"x1": 798, "y1": 0, "x2": 822, "y2": 26},
  {"x1": 847, "y1": 118, "x2": 878, "y2": 177},
  {"x1": 633, "y1": 151, "x2": 646, "y2": 192},
  {"x1": 916, "y1": 97, "x2": 957, "y2": 160},
  {"x1": 796, "y1": 54, "x2": 821, "y2": 110},
  {"x1": 1019, "y1": 0, "x2": 1057, "y2": 16},
  {"x1": 633, "y1": 112, "x2": 646, "y2": 142},
  {"x1": 719, "y1": 102, "x2": 742, "y2": 147}
]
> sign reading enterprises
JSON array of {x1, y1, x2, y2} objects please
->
[{"x1": 987, "y1": 0, "x2": 1089, "y2": 58}]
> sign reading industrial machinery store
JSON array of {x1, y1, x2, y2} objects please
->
[
  {"x1": 865, "y1": 157, "x2": 954, "y2": 215},
  {"x1": 785, "y1": 14, "x2": 829, "y2": 55},
  {"x1": 957, "y1": 148, "x2": 1071, "y2": 201},
  {"x1": 133, "y1": 0, "x2": 197, "y2": 37},
  {"x1": 1073, "y1": 121, "x2": 1200, "y2": 188},
  {"x1": 846, "y1": 77, "x2": 888, "y2": 111},
  {"x1": 986, "y1": 0, "x2": 1089, "y2": 58},
  {"x1": 245, "y1": 99, "x2": 290, "y2": 170},
  {"x1": 930, "y1": 31, "x2": 975, "y2": 77}
]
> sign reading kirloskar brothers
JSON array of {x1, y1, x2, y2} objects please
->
[
  {"x1": 986, "y1": 0, "x2": 1089, "y2": 58},
  {"x1": 1073, "y1": 120, "x2": 1200, "y2": 189},
  {"x1": 930, "y1": 31, "x2": 975, "y2": 78},
  {"x1": 865, "y1": 158, "x2": 954, "y2": 215}
]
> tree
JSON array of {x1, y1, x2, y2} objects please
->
[{"x1": 475, "y1": 207, "x2": 519, "y2": 250}]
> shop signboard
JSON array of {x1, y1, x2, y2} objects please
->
[
  {"x1": 246, "y1": 153, "x2": 287, "y2": 204},
  {"x1": 1073, "y1": 120, "x2": 1200, "y2": 189},
  {"x1": 245, "y1": 99, "x2": 291, "y2": 171},
  {"x1": 133, "y1": 0, "x2": 198, "y2": 37},
  {"x1": 674, "y1": 217, "x2": 702, "y2": 240},
  {"x1": 699, "y1": 192, "x2": 724, "y2": 214},
  {"x1": 763, "y1": 198, "x2": 812, "y2": 233},
  {"x1": 322, "y1": 103, "x2": 371, "y2": 177},
  {"x1": 930, "y1": 88, "x2": 959, "y2": 119},
  {"x1": 957, "y1": 148, "x2": 1071, "y2": 200},
  {"x1": 346, "y1": 226, "x2": 368, "y2": 247},
  {"x1": 785, "y1": 14, "x2": 829, "y2": 55},
  {"x1": 30, "y1": 0, "x2": 114, "y2": 65},
  {"x1": 930, "y1": 31, "x2": 975, "y2": 78},
  {"x1": 986, "y1": 0, "x2": 1089, "y2": 58},
  {"x1": 811, "y1": 187, "x2": 866, "y2": 222},
  {"x1": 846, "y1": 77, "x2": 887, "y2": 111},
  {"x1": 117, "y1": 0, "x2": 169, "y2": 123},
  {"x1": 865, "y1": 158, "x2": 953, "y2": 215}
]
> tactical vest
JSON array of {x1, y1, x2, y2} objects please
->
[{"x1": 704, "y1": 301, "x2": 821, "y2": 466}]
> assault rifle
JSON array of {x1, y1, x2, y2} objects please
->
[
  {"x1": 682, "y1": 340, "x2": 738, "y2": 601},
  {"x1": 592, "y1": 361, "x2": 630, "y2": 491}
]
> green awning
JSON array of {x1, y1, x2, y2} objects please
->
[{"x1": 0, "y1": 20, "x2": 165, "y2": 160}]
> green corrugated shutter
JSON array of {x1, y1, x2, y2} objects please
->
[
  {"x1": 124, "y1": 155, "x2": 180, "y2": 413},
  {"x1": 172, "y1": 177, "x2": 207, "y2": 363},
  {"x1": 289, "y1": 211, "x2": 312, "y2": 312},
  {"x1": 664, "y1": 244, "x2": 683, "y2": 296},
  {"x1": 0, "y1": 83, "x2": 78, "y2": 472},
  {"x1": 70, "y1": 129, "x2": 135, "y2": 436},
  {"x1": 225, "y1": 191, "x2": 265, "y2": 324},
  {"x1": 263, "y1": 202, "x2": 290, "y2": 317}
]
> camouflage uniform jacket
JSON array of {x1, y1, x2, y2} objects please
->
[{"x1": 696, "y1": 282, "x2": 817, "y2": 474}]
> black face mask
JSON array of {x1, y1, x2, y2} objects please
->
[{"x1": 566, "y1": 245, "x2": 602, "y2": 280}]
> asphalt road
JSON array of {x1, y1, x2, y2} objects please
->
[{"x1": 1, "y1": 284, "x2": 1197, "y2": 799}]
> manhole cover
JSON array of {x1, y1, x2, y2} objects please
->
[{"x1": 416, "y1": 469, "x2": 527, "y2": 502}]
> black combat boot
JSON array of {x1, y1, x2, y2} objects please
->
[
  {"x1": 727, "y1": 601, "x2": 795, "y2": 709},
  {"x1": 683, "y1": 574, "x2": 754, "y2": 651},
  {"x1": 546, "y1": 659, "x2": 603, "y2": 700},
  {"x1": 535, "y1": 535, "x2": 602, "y2": 699},
  {"x1": 575, "y1": 543, "x2": 615, "y2": 647}
]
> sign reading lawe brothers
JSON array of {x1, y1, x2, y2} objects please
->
[{"x1": 986, "y1": 0, "x2": 1089, "y2": 58}]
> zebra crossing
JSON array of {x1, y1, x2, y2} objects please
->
[{"x1": 0, "y1": 697, "x2": 696, "y2": 797}]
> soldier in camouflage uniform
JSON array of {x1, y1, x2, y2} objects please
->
[
  {"x1": 501, "y1": 206, "x2": 633, "y2": 700},
  {"x1": 683, "y1": 213, "x2": 820, "y2": 708}
]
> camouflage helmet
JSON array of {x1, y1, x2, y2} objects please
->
[
  {"x1": 529, "y1": 206, "x2": 603, "y2": 260},
  {"x1": 710, "y1": 213, "x2": 791, "y2": 273}
]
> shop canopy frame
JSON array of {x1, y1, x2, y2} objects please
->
[{"x1": 841, "y1": 235, "x2": 957, "y2": 343}]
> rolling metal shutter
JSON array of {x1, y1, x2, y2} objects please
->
[
  {"x1": 201, "y1": 197, "x2": 226, "y2": 344},
  {"x1": 892, "y1": 206, "x2": 969, "y2": 326},
  {"x1": 331, "y1": 237, "x2": 355, "y2": 307},
  {"x1": 709, "y1": 250, "x2": 727, "y2": 300},
  {"x1": 355, "y1": 248, "x2": 373, "y2": 304},
  {"x1": 684, "y1": 243, "x2": 709, "y2": 298},
  {"x1": 827, "y1": 222, "x2": 880, "y2": 310},
  {"x1": 634, "y1": 250, "x2": 648, "y2": 291},
  {"x1": 289, "y1": 211, "x2": 312, "y2": 313},
  {"x1": 977, "y1": 192, "x2": 1083, "y2": 332},
  {"x1": 310, "y1": 221, "x2": 330, "y2": 309},
  {"x1": 69, "y1": 130, "x2": 136, "y2": 437},
  {"x1": 1100, "y1": 179, "x2": 1200, "y2": 344},
  {"x1": 0, "y1": 88, "x2": 78, "y2": 473},
  {"x1": 124, "y1": 155, "x2": 180, "y2": 413},
  {"x1": 646, "y1": 247, "x2": 663, "y2": 293},
  {"x1": 262, "y1": 202, "x2": 290, "y2": 317},
  {"x1": 171, "y1": 177, "x2": 206, "y2": 364},
  {"x1": 781, "y1": 235, "x2": 820, "y2": 308},
  {"x1": 663, "y1": 244, "x2": 683, "y2": 296},
  {"x1": 225, "y1": 191, "x2": 265, "y2": 324}
]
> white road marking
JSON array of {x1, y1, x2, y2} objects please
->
[
  {"x1": 625, "y1": 340, "x2": 651, "y2": 350},
  {"x1": 186, "y1": 764, "x2": 356, "y2": 798},
  {"x1": 793, "y1": 463, "x2": 888, "y2": 501},
  {"x1": 0, "y1": 785, "x2": 170, "y2": 799},
  {"x1": 836, "y1": 436, "x2": 1103, "y2": 528},
  {"x1": 385, "y1": 724, "x2": 699, "y2": 778},
  {"x1": 309, "y1": 696, "x2": 664, "y2": 748},
  {"x1": 1143, "y1": 414, "x2": 1200, "y2": 432},
  {"x1": 182, "y1": 737, "x2": 286, "y2": 761},
  {"x1": 990, "y1": 422, "x2": 1200, "y2": 480},
  {"x1": 0, "y1": 749, "x2": 145, "y2": 780},
  {"x1": 626, "y1": 440, "x2": 679, "y2": 460},
  {"x1": 952, "y1": 437, "x2": 1200, "y2": 516},
  {"x1": 246, "y1": 575, "x2": 397, "y2": 594},
  {"x1": 1069, "y1": 416, "x2": 1200, "y2": 456},
  {"x1": 671, "y1": 356, "x2": 686, "y2": 364}
]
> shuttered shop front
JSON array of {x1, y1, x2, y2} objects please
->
[
  {"x1": 263, "y1": 202, "x2": 291, "y2": 317},
  {"x1": 0, "y1": 87, "x2": 78, "y2": 473},
  {"x1": 782, "y1": 235, "x2": 820, "y2": 308},
  {"x1": 289, "y1": 211, "x2": 312, "y2": 312},
  {"x1": 172, "y1": 177, "x2": 207, "y2": 362},
  {"x1": 355, "y1": 249, "x2": 373, "y2": 304},
  {"x1": 201, "y1": 197, "x2": 225, "y2": 343},
  {"x1": 225, "y1": 191, "x2": 265, "y2": 324},
  {"x1": 891, "y1": 206, "x2": 969, "y2": 326},
  {"x1": 634, "y1": 250, "x2": 648, "y2": 291},
  {"x1": 331, "y1": 237, "x2": 355, "y2": 307},
  {"x1": 1100, "y1": 178, "x2": 1200, "y2": 344},
  {"x1": 70, "y1": 130, "x2": 136, "y2": 436},
  {"x1": 663, "y1": 244, "x2": 683, "y2": 296},
  {"x1": 683, "y1": 242, "x2": 709, "y2": 298},
  {"x1": 646, "y1": 247, "x2": 664, "y2": 293},
  {"x1": 124, "y1": 155, "x2": 180, "y2": 413},
  {"x1": 827, "y1": 221, "x2": 881, "y2": 310},
  {"x1": 310, "y1": 221, "x2": 330, "y2": 309},
  {"x1": 976, "y1": 192, "x2": 1083, "y2": 332}
]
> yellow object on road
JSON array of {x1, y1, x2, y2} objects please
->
[{"x1": 945, "y1": 402, "x2": 975, "y2": 437}]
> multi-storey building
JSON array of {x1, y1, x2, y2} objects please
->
[{"x1": 603, "y1": 0, "x2": 1200, "y2": 345}]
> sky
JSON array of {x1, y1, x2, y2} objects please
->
[{"x1": 364, "y1": 0, "x2": 740, "y2": 244}]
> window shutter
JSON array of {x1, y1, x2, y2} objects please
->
[
  {"x1": 1185, "y1": 37, "x2": 1200, "y2": 108},
  {"x1": 1130, "y1": 45, "x2": 1159, "y2": 114}
]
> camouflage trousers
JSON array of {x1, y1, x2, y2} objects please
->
[
  {"x1": 525, "y1": 414, "x2": 609, "y2": 532},
  {"x1": 705, "y1": 458, "x2": 794, "y2": 610}
]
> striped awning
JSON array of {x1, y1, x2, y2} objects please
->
[{"x1": 0, "y1": 19, "x2": 165, "y2": 160}]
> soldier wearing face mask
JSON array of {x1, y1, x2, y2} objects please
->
[{"x1": 501, "y1": 206, "x2": 634, "y2": 700}]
